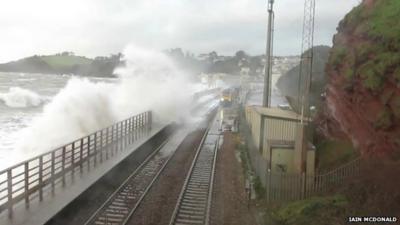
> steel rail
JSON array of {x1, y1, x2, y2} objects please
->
[
  {"x1": 84, "y1": 136, "x2": 171, "y2": 225},
  {"x1": 169, "y1": 122, "x2": 219, "y2": 225}
]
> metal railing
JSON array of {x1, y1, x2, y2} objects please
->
[
  {"x1": 266, "y1": 157, "x2": 362, "y2": 203},
  {"x1": 0, "y1": 111, "x2": 152, "y2": 218}
]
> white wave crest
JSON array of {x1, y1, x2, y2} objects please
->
[
  {"x1": 0, "y1": 87, "x2": 44, "y2": 108},
  {"x1": 16, "y1": 45, "x2": 196, "y2": 157}
]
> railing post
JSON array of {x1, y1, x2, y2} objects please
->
[
  {"x1": 116, "y1": 123, "x2": 119, "y2": 151},
  {"x1": 124, "y1": 120, "x2": 127, "y2": 136},
  {"x1": 130, "y1": 118, "x2": 133, "y2": 143},
  {"x1": 87, "y1": 136, "x2": 91, "y2": 172},
  {"x1": 121, "y1": 122, "x2": 124, "y2": 148},
  {"x1": 144, "y1": 112, "x2": 147, "y2": 131},
  {"x1": 118, "y1": 123, "x2": 121, "y2": 138},
  {"x1": 7, "y1": 169, "x2": 13, "y2": 218},
  {"x1": 24, "y1": 162, "x2": 29, "y2": 209},
  {"x1": 106, "y1": 128, "x2": 110, "y2": 160},
  {"x1": 140, "y1": 114, "x2": 143, "y2": 137},
  {"x1": 105, "y1": 128, "x2": 108, "y2": 145},
  {"x1": 51, "y1": 151, "x2": 55, "y2": 195},
  {"x1": 112, "y1": 125, "x2": 115, "y2": 156},
  {"x1": 117, "y1": 123, "x2": 120, "y2": 151},
  {"x1": 94, "y1": 133, "x2": 97, "y2": 168},
  {"x1": 71, "y1": 142, "x2": 75, "y2": 180},
  {"x1": 109, "y1": 126, "x2": 112, "y2": 145},
  {"x1": 148, "y1": 111, "x2": 152, "y2": 130},
  {"x1": 137, "y1": 114, "x2": 142, "y2": 139},
  {"x1": 134, "y1": 117, "x2": 137, "y2": 140},
  {"x1": 122, "y1": 120, "x2": 125, "y2": 147},
  {"x1": 114, "y1": 125, "x2": 117, "y2": 154},
  {"x1": 117, "y1": 123, "x2": 120, "y2": 138},
  {"x1": 127, "y1": 119, "x2": 130, "y2": 144},
  {"x1": 100, "y1": 130, "x2": 104, "y2": 163},
  {"x1": 118, "y1": 123, "x2": 121, "y2": 150},
  {"x1": 80, "y1": 138, "x2": 84, "y2": 173},
  {"x1": 119, "y1": 123, "x2": 122, "y2": 149},
  {"x1": 133, "y1": 117, "x2": 136, "y2": 137},
  {"x1": 125, "y1": 120, "x2": 128, "y2": 146},
  {"x1": 39, "y1": 156, "x2": 43, "y2": 202},
  {"x1": 62, "y1": 146, "x2": 66, "y2": 187}
]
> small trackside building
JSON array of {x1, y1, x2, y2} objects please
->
[{"x1": 245, "y1": 106, "x2": 315, "y2": 175}]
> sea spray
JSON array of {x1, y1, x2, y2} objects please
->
[
  {"x1": 112, "y1": 46, "x2": 194, "y2": 123},
  {"x1": 15, "y1": 46, "x2": 198, "y2": 159},
  {"x1": 15, "y1": 79, "x2": 116, "y2": 155},
  {"x1": 0, "y1": 87, "x2": 44, "y2": 108}
]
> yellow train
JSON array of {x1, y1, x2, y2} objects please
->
[{"x1": 220, "y1": 88, "x2": 235, "y2": 107}]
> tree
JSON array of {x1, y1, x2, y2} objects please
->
[{"x1": 235, "y1": 50, "x2": 247, "y2": 60}]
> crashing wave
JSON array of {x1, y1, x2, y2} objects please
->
[
  {"x1": 16, "y1": 45, "x2": 196, "y2": 156},
  {"x1": 0, "y1": 87, "x2": 44, "y2": 108}
]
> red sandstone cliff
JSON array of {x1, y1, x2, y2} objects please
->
[{"x1": 316, "y1": 0, "x2": 400, "y2": 156}]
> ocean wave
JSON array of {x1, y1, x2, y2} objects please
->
[
  {"x1": 0, "y1": 87, "x2": 44, "y2": 108},
  {"x1": 16, "y1": 45, "x2": 196, "y2": 157}
]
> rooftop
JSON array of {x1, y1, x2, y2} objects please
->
[{"x1": 250, "y1": 106, "x2": 311, "y2": 121}]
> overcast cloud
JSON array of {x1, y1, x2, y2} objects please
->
[{"x1": 0, "y1": 0, "x2": 360, "y2": 63}]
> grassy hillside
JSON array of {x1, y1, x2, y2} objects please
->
[
  {"x1": 0, "y1": 53, "x2": 121, "y2": 77},
  {"x1": 42, "y1": 55, "x2": 92, "y2": 69}
]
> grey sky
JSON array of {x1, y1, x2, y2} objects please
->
[{"x1": 0, "y1": 0, "x2": 360, "y2": 63}]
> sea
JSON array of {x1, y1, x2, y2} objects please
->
[
  {"x1": 0, "y1": 71, "x2": 285, "y2": 171},
  {"x1": 0, "y1": 72, "x2": 117, "y2": 169}
]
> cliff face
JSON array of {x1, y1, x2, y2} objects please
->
[
  {"x1": 317, "y1": 0, "x2": 400, "y2": 156},
  {"x1": 277, "y1": 45, "x2": 330, "y2": 112}
]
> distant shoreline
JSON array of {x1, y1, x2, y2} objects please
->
[{"x1": 0, "y1": 52, "x2": 122, "y2": 77}]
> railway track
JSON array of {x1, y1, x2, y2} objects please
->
[
  {"x1": 84, "y1": 137, "x2": 171, "y2": 225},
  {"x1": 84, "y1": 106, "x2": 219, "y2": 225},
  {"x1": 169, "y1": 118, "x2": 221, "y2": 225}
]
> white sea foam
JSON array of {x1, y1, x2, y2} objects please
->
[
  {"x1": 15, "y1": 45, "x2": 197, "y2": 158},
  {"x1": 0, "y1": 87, "x2": 44, "y2": 108}
]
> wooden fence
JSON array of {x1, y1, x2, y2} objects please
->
[{"x1": 0, "y1": 111, "x2": 152, "y2": 218}]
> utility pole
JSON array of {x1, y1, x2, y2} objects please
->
[
  {"x1": 295, "y1": 0, "x2": 316, "y2": 175},
  {"x1": 262, "y1": 0, "x2": 275, "y2": 107},
  {"x1": 262, "y1": 2, "x2": 275, "y2": 199}
]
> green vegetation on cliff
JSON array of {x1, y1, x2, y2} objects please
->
[
  {"x1": 270, "y1": 195, "x2": 348, "y2": 225},
  {"x1": 323, "y1": 0, "x2": 400, "y2": 147},
  {"x1": 366, "y1": 1, "x2": 400, "y2": 47},
  {"x1": 330, "y1": 0, "x2": 400, "y2": 92}
]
